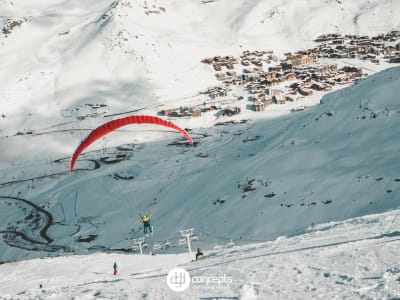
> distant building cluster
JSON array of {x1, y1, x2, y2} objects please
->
[
  {"x1": 201, "y1": 55, "x2": 238, "y2": 71},
  {"x1": 205, "y1": 49, "x2": 366, "y2": 112},
  {"x1": 315, "y1": 31, "x2": 400, "y2": 64},
  {"x1": 160, "y1": 106, "x2": 203, "y2": 118},
  {"x1": 240, "y1": 50, "x2": 278, "y2": 68},
  {"x1": 160, "y1": 86, "x2": 231, "y2": 117},
  {"x1": 160, "y1": 31, "x2": 399, "y2": 117},
  {"x1": 201, "y1": 86, "x2": 229, "y2": 99}
]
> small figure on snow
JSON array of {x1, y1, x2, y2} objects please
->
[
  {"x1": 113, "y1": 262, "x2": 118, "y2": 275},
  {"x1": 195, "y1": 248, "x2": 204, "y2": 260},
  {"x1": 140, "y1": 212, "x2": 153, "y2": 235}
]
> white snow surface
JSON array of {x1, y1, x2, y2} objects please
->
[
  {"x1": 0, "y1": 0, "x2": 400, "y2": 298},
  {"x1": 1, "y1": 209, "x2": 400, "y2": 299}
]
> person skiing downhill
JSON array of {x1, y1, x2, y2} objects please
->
[
  {"x1": 140, "y1": 212, "x2": 153, "y2": 235},
  {"x1": 113, "y1": 262, "x2": 118, "y2": 275}
]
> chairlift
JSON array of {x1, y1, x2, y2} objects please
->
[
  {"x1": 142, "y1": 242, "x2": 149, "y2": 249},
  {"x1": 153, "y1": 243, "x2": 161, "y2": 251},
  {"x1": 164, "y1": 241, "x2": 172, "y2": 249},
  {"x1": 132, "y1": 245, "x2": 140, "y2": 251},
  {"x1": 178, "y1": 238, "x2": 187, "y2": 246},
  {"x1": 213, "y1": 244, "x2": 223, "y2": 252},
  {"x1": 179, "y1": 228, "x2": 194, "y2": 236},
  {"x1": 190, "y1": 235, "x2": 199, "y2": 242},
  {"x1": 226, "y1": 239, "x2": 235, "y2": 248},
  {"x1": 133, "y1": 237, "x2": 145, "y2": 244}
]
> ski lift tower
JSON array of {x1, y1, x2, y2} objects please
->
[
  {"x1": 133, "y1": 237, "x2": 145, "y2": 255},
  {"x1": 179, "y1": 228, "x2": 194, "y2": 255}
]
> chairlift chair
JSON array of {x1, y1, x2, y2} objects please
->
[
  {"x1": 213, "y1": 244, "x2": 223, "y2": 252},
  {"x1": 179, "y1": 228, "x2": 194, "y2": 236},
  {"x1": 226, "y1": 239, "x2": 235, "y2": 248}
]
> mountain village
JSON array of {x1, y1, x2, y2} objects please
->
[{"x1": 160, "y1": 30, "x2": 400, "y2": 117}]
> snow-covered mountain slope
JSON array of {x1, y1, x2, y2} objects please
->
[
  {"x1": 1, "y1": 209, "x2": 399, "y2": 299},
  {"x1": 0, "y1": 0, "x2": 400, "y2": 264},
  {"x1": 1, "y1": 64, "x2": 399, "y2": 262}
]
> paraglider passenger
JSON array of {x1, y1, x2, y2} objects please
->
[{"x1": 140, "y1": 213, "x2": 153, "y2": 234}]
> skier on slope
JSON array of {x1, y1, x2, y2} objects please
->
[
  {"x1": 113, "y1": 262, "x2": 118, "y2": 275},
  {"x1": 140, "y1": 212, "x2": 153, "y2": 235}
]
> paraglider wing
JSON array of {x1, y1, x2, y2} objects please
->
[{"x1": 70, "y1": 115, "x2": 193, "y2": 172}]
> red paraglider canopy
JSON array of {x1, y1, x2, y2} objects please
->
[{"x1": 70, "y1": 115, "x2": 193, "y2": 172}]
